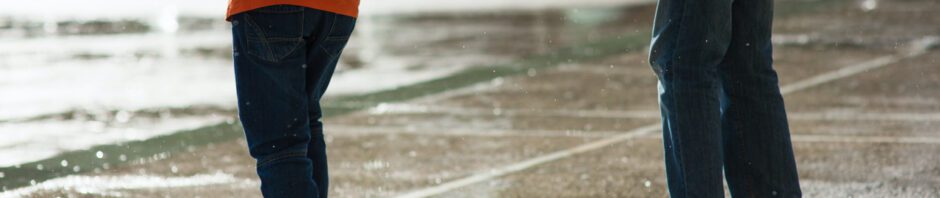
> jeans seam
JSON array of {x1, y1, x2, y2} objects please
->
[
  {"x1": 669, "y1": 0, "x2": 691, "y2": 196},
  {"x1": 233, "y1": 15, "x2": 247, "y2": 60},
  {"x1": 328, "y1": 13, "x2": 337, "y2": 37},
  {"x1": 318, "y1": 14, "x2": 339, "y2": 58},
  {"x1": 244, "y1": 13, "x2": 276, "y2": 62}
]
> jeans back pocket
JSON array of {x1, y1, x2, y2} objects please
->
[
  {"x1": 319, "y1": 15, "x2": 357, "y2": 58},
  {"x1": 243, "y1": 5, "x2": 306, "y2": 63}
]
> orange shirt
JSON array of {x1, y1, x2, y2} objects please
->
[{"x1": 227, "y1": 0, "x2": 359, "y2": 20}]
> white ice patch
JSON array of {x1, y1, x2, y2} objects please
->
[
  {"x1": 0, "y1": 0, "x2": 225, "y2": 20},
  {"x1": 325, "y1": 56, "x2": 469, "y2": 96},
  {"x1": 0, "y1": 58, "x2": 237, "y2": 120},
  {"x1": 0, "y1": 31, "x2": 235, "y2": 121},
  {"x1": 0, "y1": 115, "x2": 230, "y2": 167},
  {"x1": 0, "y1": 172, "x2": 256, "y2": 198}
]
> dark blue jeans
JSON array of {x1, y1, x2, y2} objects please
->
[
  {"x1": 649, "y1": 0, "x2": 801, "y2": 197},
  {"x1": 230, "y1": 5, "x2": 355, "y2": 198}
]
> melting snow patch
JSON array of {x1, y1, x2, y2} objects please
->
[
  {"x1": 0, "y1": 115, "x2": 229, "y2": 167},
  {"x1": 0, "y1": 172, "x2": 255, "y2": 198}
]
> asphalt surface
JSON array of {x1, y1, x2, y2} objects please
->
[{"x1": 7, "y1": 0, "x2": 940, "y2": 197}]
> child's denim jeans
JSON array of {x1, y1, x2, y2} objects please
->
[{"x1": 231, "y1": 5, "x2": 355, "y2": 198}]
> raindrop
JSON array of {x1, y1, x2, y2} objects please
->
[
  {"x1": 120, "y1": 154, "x2": 128, "y2": 161},
  {"x1": 705, "y1": 39, "x2": 709, "y2": 43},
  {"x1": 0, "y1": 172, "x2": 4, "y2": 178},
  {"x1": 527, "y1": 68, "x2": 537, "y2": 77},
  {"x1": 73, "y1": 166, "x2": 81, "y2": 172},
  {"x1": 115, "y1": 111, "x2": 132, "y2": 123},
  {"x1": 171, "y1": 165, "x2": 179, "y2": 173},
  {"x1": 745, "y1": 43, "x2": 751, "y2": 47},
  {"x1": 644, "y1": 180, "x2": 651, "y2": 188},
  {"x1": 96, "y1": 151, "x2": 104, "y2": 159},
  {"x1": 30, "y1": 180, "x2": 36, "y2": 186},
  {"x1": 772, "y1": 191, "x2": 778, "y2": 196},
  {"x1": 301, "y1": 64, "x2": 307, "y2": 69},
  {"x1": 408, "y1": 151, "x2": 417, "y2": 157},
  {"x1": 232, "y1": 20, "x2": 239, "y2": 26},
  {"x1": 60, "y1": 160, "x2": 68, "y2": 167},
  {"x1": 36, "y1": 164, "x2": 44, "y2": 170}
]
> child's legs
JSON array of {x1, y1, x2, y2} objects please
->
[
  {"x1": 302, "y1": 10, "x2": 356, "y2": 198},
  {"x1": 232, "y1": 5, "x2": 326, "y2": 198}
]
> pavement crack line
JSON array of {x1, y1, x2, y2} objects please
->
[
  {"x1": 367, "y1": 104, "x2": 940, "y2": 121},
  {"x1": 789, "y1": 135, "x2": 940, "y2": 144},
  {"x1": 326, "y1": 125, "x2": 622, "y2": 138},
  {"x1": 639, "y1": 134, "x2": 940, "y2": 145},
  {"x1": 393, "y1": 38, "x2": 937, "y2": 198},
  {"x1": 329, "y1": 125, "x2": 940, "y2": 145}
]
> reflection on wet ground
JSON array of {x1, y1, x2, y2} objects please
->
[{"x1": 3, "y1": 0, "x2": 940, "y2": 197}]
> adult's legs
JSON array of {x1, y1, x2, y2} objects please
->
[
  {"x1": 648, "y1": 0, "x2": 733, "y2": 197},
  {"x1": 718, "y1": 0, "x2": 802, "y2": 197}
]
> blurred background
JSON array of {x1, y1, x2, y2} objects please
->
[{"x1": 1, "y1": 0, "x2": 938, "y2": 197}]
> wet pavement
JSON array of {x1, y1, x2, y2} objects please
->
[{"x1": 4, "y1": 0, "x2": 940, "y2": 197}]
